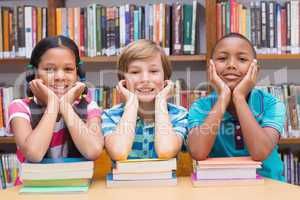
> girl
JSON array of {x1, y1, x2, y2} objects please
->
[
  {"x1": 101, "y1": 40, "x2": 188, "y2": 160},
  {"x1": 8, "y1": 36, "x2": 104, "y2": 183},
  {"x1": 188, "y1": 33, "x2": 285, "y2": 181}
]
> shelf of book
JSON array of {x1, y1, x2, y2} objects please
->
[
  {"x1": 82, "y1": 55, "x2": 207, "y2": 63},
  {"x1": 3, "y1": 54, "x2": 300, "y2": 66},
  {"x1": 1, "y1": 136, "x2": 300, "y2": 145}
]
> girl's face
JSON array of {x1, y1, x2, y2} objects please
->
[
  {"x1": 36, "y1": 47, "x2": 77, "y2": 98},
  {"x1": 212, "y1": 37, "x2": 255, "y2": 90},
  {"x1": 124, "y1": 53, "x2": 165, "y2": 103}
]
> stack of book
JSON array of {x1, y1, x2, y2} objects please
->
[
  {"x1": 107, "y1": 158, "x2": 177, "y2": 187},
  {"x1": 191, "y1": 156, "x2": 264, "y2": 187},
  {"x1": 19, "y1": 157, "x2": 94, "y2": 194}
]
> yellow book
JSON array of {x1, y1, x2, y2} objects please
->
[{"x1": 56, "y1": 8, "x2": 62, "y2": 35}]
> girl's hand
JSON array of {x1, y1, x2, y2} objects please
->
[
  {"x1": 29, "y1": 79, "x2": 59, "y2": 108},
  {"x1": 116, "y1": 80, "x2": 138, "y2": 106},
  {"x1": 156, "y1": 80, "x2": 175, "y2": 101},
  {"x1": 208, "y1": 59, "x2": 231, "y2": 103},
  {"x1": 60, "y1": 82, "x2": 86, "y2": 106},
  {"x1": 232, "y1": 59, "x2": 258, "y2": 102}
]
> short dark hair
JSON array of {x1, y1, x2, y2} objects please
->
[
  {"x1": 29, "y1": 35, "x2": 81, "y2": 69},
  {"x1": 210, "y1": 32, "x2": 257, "y2": 59}
]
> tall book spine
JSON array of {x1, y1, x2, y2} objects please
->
[
  {"x1": 96, "y1": 5, "x2": 102, "y2": 56},
  {"x1": 183, "y1": 4, "x2": 193, "y2": 55},
  {"x1": 24, "y1": 6, "x2": 32, "y2": 58},
  {"x1": 286, "y1": 1, "x2": 291, "y2": 53},
  {"x1": 172, "y1": 3, "x2": 183, "y2": 55}
]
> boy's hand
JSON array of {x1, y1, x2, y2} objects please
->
[
  {"x1": 208, "y1": 59, "x2": 231, "y2": 104},
  {"x1": 232, "y1": 59, "x2": 258, "y2": 102},
  {"x1": 156, "y1": 80, "x2": 175, "y2": 101},
  {"x1": 60, "y1": 82, "x2": 85, "y2": 105},
  {"x1": 116, "y1": 80, "x2": 138, "y2": 106},
  {"x1": 29, "y1": 79, "x2": 59, "y2": 109}
]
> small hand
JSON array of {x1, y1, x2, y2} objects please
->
[
  {"x1": 116, "y1": 80, "x2": 138, "y2": 106},
  {"x1": 232, "y1": 59, "x2": 258, "y2": 102},
  {"x1": 156, "y1": 80, "x2": 175, "y2": 101},
  {"x1": 208, "y1": 59, "x2": 231, "y2": 102},
  {"x1": 29, "y1": 79, "x2": 59, "y2": 108},
  {"x1": 60, "y1": 82, "x2": 86, "y2": 106}
]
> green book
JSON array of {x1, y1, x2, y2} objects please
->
[
  {"x1": 19, "y1": 186, "x2": 89, "y2": 194},
  {"x1": 183, "y1": 4, "x2": 193, "y2": 55}
]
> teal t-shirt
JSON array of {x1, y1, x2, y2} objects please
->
[{"x1": 188, "y1": 89, "x2": 286, "y2": 181}]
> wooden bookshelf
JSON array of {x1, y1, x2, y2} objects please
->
[
  {"x1": 257, "y1": 54, "x2": 300, "y2": 60},
  {"x1": 279, "y1": 138, "x2": 300, "y2": 145},
  {"x1": 82, "y1": 55, "x2": 206, "y2": 63},
  {"x1": 0, "y1": 136, "x2": 15, "y2": 144}
]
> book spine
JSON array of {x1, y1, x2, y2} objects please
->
[{"x1": 96, "y1": 5, "x2": 102, "y2": 56}]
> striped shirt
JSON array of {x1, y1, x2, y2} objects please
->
[
  {"x1": 101, "y1": 103, "x2": 188, "y2": 159},
  {"x1": 8, "y1": 97, "x2": 101, "y2": 184}
]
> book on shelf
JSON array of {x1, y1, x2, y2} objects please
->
[
  {"x1": 0, "y1": 1, "x2": 206, "y2": 59},
  {"x1": 0, "y1": 153, "x2": 19, "y2": 189},
  {"x1": 280, "y1": 151, "x2": 300, "y2": 185},
  {"x1": 216, "y1": 0, "x2": 300, "y2": 55}
]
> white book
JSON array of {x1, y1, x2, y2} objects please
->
[
  {"x1": 107, "y1": 173, "x2": 177, "y2": 188},
  {"x1": 114, "y1": 158, "x2": 177, "y2": 173},
  {"x1": 277, "y1": 4, "x2": 281, "y2": 54},
  {"x1": 113, "y1": 171, "x2": 174, "y2": 181},
  {"x1": 21, "y1": 170, "x2": 93, "y2": 180},
  {"x1": 21, "y1": 160, "x2": 93, "y2": 173},
  {"x1": 42, "y1": 8, "x2": 47, "y2": 39},
  {"x1": 119, "y1": 5, "x2": 125, "y2": 49},
  {"x1": 191, "y1": 0, "x2": 197, "y2": 55},
  {"x1": 24, "y1": 6, "x2": 33, "y2": 58},
  {"x1": 195, "y1": 167, "x2": 258, "y2": 180},
  {"x1": 291, "y1": 1, "x2": 299, "y2": 54}
]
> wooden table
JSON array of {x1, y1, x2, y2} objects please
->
[{"x1": 1, "y1": 177, "x2": 300, "y2": 200}]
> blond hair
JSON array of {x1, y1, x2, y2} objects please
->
[{"x1": 117, "y1": 39, "x2": 172, "y2": 80}]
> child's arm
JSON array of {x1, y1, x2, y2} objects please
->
[
  {"x1": 154, "y1": 81, "x2": 184, "y2": 159},
  {"x1": 10, "y1": 79, "x2": 59, "y2": 162},
  {"x1": 188, "y1": 60, "x2": 231, "y2": 160},
  {"x1": 59, "y1": 82, "x2": 104, "y2": 160},
  {"x1": 232, "y1": 61, "x2": 279, "y2": 161},
  {"x1": 104, "y1": 80, "x2": 138, "y2": 160}
]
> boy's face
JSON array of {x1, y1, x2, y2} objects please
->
[
  {"x1": 212, "y1": 37, "x2": 255, "y2": 90},
  {"x1": 124, "y1": 53, "x2": 165, "y2": 103},
  {"x1": 37, "y1": 47, "x2": 78, "y2": 98}
]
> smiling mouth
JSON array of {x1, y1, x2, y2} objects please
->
[
  {"x1": 222, "y1": 74, "x2": 240, "y2": 80},
  {"x1": 136, "y1": 88, "x2": 155, "y2": 93},
  {"x1": 50, "y1": 85, "x2": 69, "y2": 93}
]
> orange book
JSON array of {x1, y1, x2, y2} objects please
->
[
  {"x1": 68, "y1": 7, "x2": 74, "y2": 40},
  {"x1": 2, "y1": 7, "x2": 10, "y2": 56},
  {"x1": 197, "y1": 156, "x2": 262, "y2": 167},
  {"x1": 56, "y1": 8, "x2": 62, "y2": 35},
  {"x1": 37, "y1": 7, "x2": 42, "y2": 43}
]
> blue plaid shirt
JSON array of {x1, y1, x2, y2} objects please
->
[{"x1": 101, "y1": 103, "x2": 188, "y2": 159}]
